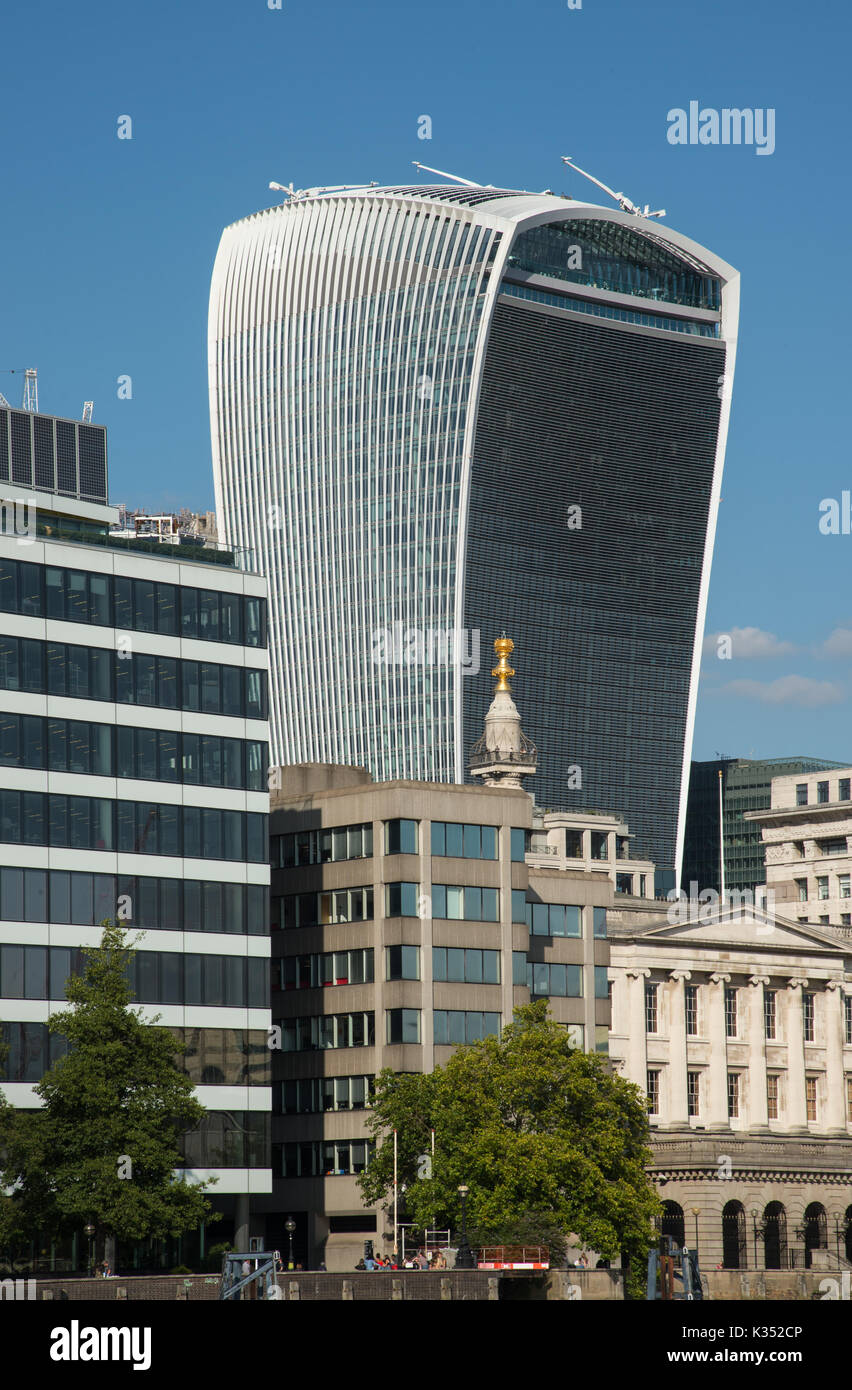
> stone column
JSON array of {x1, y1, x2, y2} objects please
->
[
  {"x1": 747, "y1": 976, "x2": 770, "y2": 1132},
  {"x1": 785, "y1": 978, "x2": 809, "y2": 1134},
  {"x1": 666, "y1": 970, "x2": 691, "y2": 1129},
  {"x1": 824, "y1": 981, "x2": 846, "y2": 1134},
  {"x1": 707, "y1": 973, "x2": 731, "y2": 1130},
  {"x1": 626, "y1": 967, "x2": 651, "y2": 1091}
]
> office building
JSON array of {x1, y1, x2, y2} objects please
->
[
  {"x1": 681, "y1": 756, "x2": 846, "y2": 898},
  {"x1": 0, "y1": 402, "x2": 272, "y2": 1271},
  {"x1": 261, "y1": 640, "x2": 663, "y2": 1269},
  {"x1": 748, "y1": 766, "x2": 852, "y2": 931},
  {"x1": 609, "y1": 902, "x2": 852, "y2": 1270},
  {"x1": 209, "y1": 180, "x2": 741, "y2": 884}
]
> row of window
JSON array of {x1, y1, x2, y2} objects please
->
[
  {"x1": 271, "y1": 885, "x2": 605, "y2": 936},
  {"x1": 796, "y1": 778, "x2": 851, "y2": 807},
  {"x1": 645, "y1": 982, "x2": 851, "y2": 1044},
  {"x1": 0, "y1": 557, "x2": 267, "y2": 647},
  {"x1": 276, "y1": 1075, "x2": 374, "y2": 1115},
  {"x1": 0, "y1": 636, "x2": 267, "y2": 719},
  {"x1": 181, "y1": 1113, "x2": 269, "y2": 1169},
  {"x1": 798, "y1": 874, "x2": 851, "y2": 900},
  {"x1": 0, "y1": 790, "x2": 267, "y2": 862},
  {"x1": 272, "y1": 887, "x2": 374, "y2": 930},
  {"x1": 0, "y1": 711, "x2": 268, "y2": 790},
  {"x1": 0, "y1": 944, "x2": 267, "y2": 1006},
  {"x1": 647, "y1": 1068, "x2": 847, "y2": 1124},
  {"x1": 272, "y1": 823, "x2": 372, "y2": 868},
  {"x1": 275, "y1": 1008, "x2": 503, "y2": 1050},
  {"x1": 0, "y1": 1021, "x2": 271, "y2": 1085},
  {"x1": 277, "y1": 949, "x2": 374, "y2": 991},
  {"x1": 0, "y1": 866, "x2": 267, "y2": 935},
  {"x1": 275, "y1": 1139, "x2": 371, "y2": 1178}
]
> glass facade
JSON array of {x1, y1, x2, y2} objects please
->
[{"x1": 463, "y1": 293, "x2": 726, "y2": 874}]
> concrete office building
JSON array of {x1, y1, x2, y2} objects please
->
[
  {"x1": 748, "y1": 766, "x2": 852, "y2": 931},
  {"x1": 681, "y1": 756, "x2": 846, "y2": 898},
  {"x1": 0, "y1": 403, "x2": 272, "y2": 1270},
  {"x1": 608, "y1": 904, "x2": 852, "y2": 1270},
  {"x1": 209, "y1": 179, "x2": 741, "y2": 885},
  {"x1": 261, "y1": 640, "x2": 666, "y2": 1269}
]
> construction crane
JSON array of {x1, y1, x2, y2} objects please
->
[
  {"x1": 268, "y1": 180, "x2": 378, "y2": 203},
  {"x1": 411, "y1": 161, "x2": 489, "y2": 189},
  {"x1": 560, "y1": 156, "x2": 666, "y2": 219},
  {"x1": 0, "y1": 367, "x2": 39, "y2": 410},
  {"x1": 82, "y1": 402, "x2": 94, "y2": 423}
]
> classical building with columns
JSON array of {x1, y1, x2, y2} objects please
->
[{"x1": 609, "y1": 903, "x2": 852, "y2": 1270}]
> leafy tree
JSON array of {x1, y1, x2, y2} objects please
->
[
  {"x1": 358, "y1": 1001, "x2": 660, "y2": 1284},
  {"x1": 0, "y1": 922, "x2": 217, "y2": 1270}
]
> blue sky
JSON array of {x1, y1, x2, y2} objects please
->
[{"x1": 1, "y1": 0, "x2": 850, "y2": 765}]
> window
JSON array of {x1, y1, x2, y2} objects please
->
[
  {"x1": 645, "y1": 982, "x2": 658, "y2": 1034},
  {"x1": 725, "y1": 987, "x2": 737, "y2": 1038},
  {"x1": 767, "y1": 1075, "x2": 779, "y2": 1120},
  {"x1": 385, "y1": 882, "x2": 418, "y2": 918},
  {"x1": 806, "y1": 1076, "x2": 817, "y2": 1121},
  {"x1": 819, "y1": 838, "x2": 848, "y2": 857},
  {"x1": 727, "y1": 1072, "x2": 739, "y2": 1119},
  {"x1": 279, "y1": 1139, "x2": 370, "y2": 1178},
  {"x1": 646, "y1": 1070, "x2": 659, "y2": 1116},
  {"x1": 564, "y1": 828, "x2": 582, "y2": 857},
  {"x1": 590, "y1": 831, "x2": 608, "y2": 860},
  {"x1": 615, "y1": 873, "x2": 633, "y2": 895},
  {"x1": 594, "y1": 966, "x2": 608, "y2": 999},
  {"x1": 385, "y1": 819, "x2": 418, "y2": 855},
  {"x1": 795, "y1": 879, "x2": 807, "y2": 903},
  {"x1": 280, "y1": 949, "x2": 374, "y2": 990},
  {"x1": 431, "y1": 884, "x2": 499, "y2": 922},
  {"x1": 803, "y1": 992, "x2": 815, "y2": 1042},
  {"x1": 273, "y1": 823, "x2": 372, "y2": 868},
  {"x1": 843, "y1": 915, "x2": 852, "y2": 927},
  {"x1": 687, "y1": 1071, "x2": 699, "y2": 1118},
  {"x1": 433, "y1": 947, "x2": 499, "y2": 984},
  {"x1": 764, "y1": 990, "x2": 776, "y2": 1040},
  {"x1": 386, "y1": 1009, "x2": 421, "y2": 1045},
  {"x1": 512, "y1": 890, "x2": 527, "y2": 923},
  {"x1": 386, "y1": 945, "x2": 420, "y2": 981},
  {"x1": 434, "y1": 1011, "x2": 500, "y2": 1045},
  {"x1": 685, "y1": 984, "x2": 698, "y2": 1036},
  {"x1": 279, "y1": 1012, "x2": 376, "y2": 1051},
  {"x1": 278, "y1": 1075, "x2": 374, "y2": 1115},
  {"x1": 527, "y1": 962, "x2": 582, "y2": 998},
  {"x1": 840, "y1": 778, "x2": 851, "y2": 802},
  {"x1": 796, "y1": 784, "x2": 808, "y2": 807},
  {"x1": 431, "y1": 821, "x2": 498, "y2": 860},
  {"x1": 817, "y1": 781, "x2": 830, "y2": 804},
  {"x1": 526, "y1": 902, "x2": 581, "y2": 937},
  {"x1": 817, "y1": 877, "x2": 829, "y2": 901},
  {"x1": 840, "y1": 876, "x2": 851, "y2": 900},
  {"x1": 593, "y1": 907, "x2": 607, "y2": 938},
  {"x1": 846, "y1": 996, "x2": 852, "y2": 1045},
  {"x1": 510, "y1": 827, "x2": 527, "y2": 862}
]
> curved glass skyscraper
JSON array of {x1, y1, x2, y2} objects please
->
[{"x1": 209, "y1": 184, "x2": 739, "y2": 879}]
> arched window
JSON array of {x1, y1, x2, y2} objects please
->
[
  {"x1": 763, "y1": 1202, "x2": 787, "y2": 1270},
  {"x1": 803, "y1": 1203, "x2": 827, "y2": 1269},
  {"x1": 661, "y1": 1200, "x2": 685, "y2": 1250},
  {"x1": 722, "y1": 1201, "x2": 746, "y2": 1269}
]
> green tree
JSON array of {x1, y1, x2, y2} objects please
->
[
  {"x1": 358, "y1": 1001, "x2": 660, "y2": 1284},
  {"x1": 0, "y1": 922, "x2": 217, "y2": 1270}
]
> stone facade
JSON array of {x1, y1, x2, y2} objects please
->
[{"x1": 747, "y1": 766, "x2": 852, "y2": 931}]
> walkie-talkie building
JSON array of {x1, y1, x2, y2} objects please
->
[{"x1": 208, "y1": 184, "x2": 739, "y2": 882}]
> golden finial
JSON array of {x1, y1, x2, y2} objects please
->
[{"x1": 491, "y1": 634, "x2": 515, "y2": 692}]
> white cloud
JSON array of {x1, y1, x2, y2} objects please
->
[
  {"x1": 818, "y1": 627, "x2": 852, "y2": 658},
  {"x1": 702, "y1": 626, "x2": 796, "y2": 660},
  {"x1": 719, "y1": 676, "x2": 845, "y2": 708}
]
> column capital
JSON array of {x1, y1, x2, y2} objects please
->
[
  {"x1": 825, "y1": 979, "x2": 845, "y2": 993},
  {"x1": 669, "y1": 969, "x2": 692, "y2": 983},
  {"x1": 787, "y1": 977, "x2": 809, "y2": 991},
  {"x1": 626, "y1": 967, "x2": 651, "y2": 980},
  {"x1": 709, "y1": 972, "x2": 731, "y2": 985},
  {"x1": 748, "y1": 975, "x2": 771, "y2": 988}
]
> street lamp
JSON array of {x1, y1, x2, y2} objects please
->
[
  {"x1": 455, "y1": 1185, "x2": 475, "y2": 1269},
  {"x1": 84, "y1": 1223, "x2": 96, "y2": 1278},
  {"x1": 750, "y1": 1208, "x2": 766, "y2": 1270},
  {"x1": 690, "y1": 1207, "x2": 700, "y2": 1256},
  {"x1": 284, "y1": 1217, "x2": 296, "y2": 1271}
]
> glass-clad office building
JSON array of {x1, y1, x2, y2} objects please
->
[{"x1": 209, "y1": 185, "x2": 739, "y2": 879}]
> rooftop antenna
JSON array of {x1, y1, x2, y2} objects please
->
[
  {"x1": 22, "y1": 368, "x2": 38, "y2": 412},
  {"x1": 269, "y1": 181, "x2": 378, "y2": 202},
  {"x1": 411, "y1": 162, "x2": 488, "y2": 189},
  {"x1": 560, "y1": 156, "x2": 665, "y2": 219}
]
